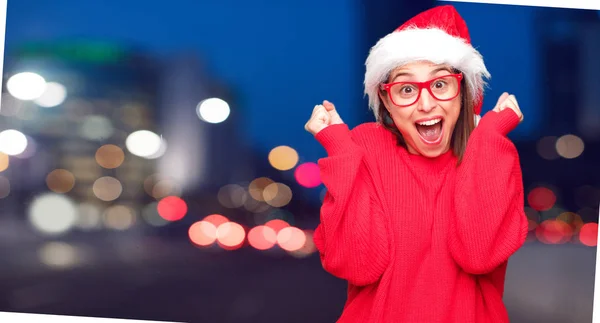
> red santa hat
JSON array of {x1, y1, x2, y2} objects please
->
[{"x1": 364, "y1": 5, "x2": 490, "y2": 125}]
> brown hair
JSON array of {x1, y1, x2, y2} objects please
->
[{"x1": 377, "y1": 74, "x2": 475, "y2": 165}]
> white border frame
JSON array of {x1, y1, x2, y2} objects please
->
[{"x1": 0, "y1": 0, "x2": 596, "y2": 322}]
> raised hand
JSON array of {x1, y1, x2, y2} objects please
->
[
  {"x1": 492, "y1": 92, "x2": 523, "y2": 123},
  {"x1": 305, "y1": 100, "x2": 345, "y2": 136}
]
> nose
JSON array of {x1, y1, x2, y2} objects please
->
[{"x1": 417, "y1": 88, "x2": 436, "y2": 113}]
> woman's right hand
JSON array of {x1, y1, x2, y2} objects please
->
[{"x1": 304, "y1": 100, "x2": 345, "y2": 136}]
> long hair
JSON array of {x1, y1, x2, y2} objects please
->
[{"x1": 377, "y1": 74, "x2": 475, "y2": 165}]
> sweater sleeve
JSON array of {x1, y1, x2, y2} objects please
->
[
  {"x1": 312, "y1": 124, "x2": 390, "y2": 286},
  {"x1": 449, "y1": 109, "x2": 529, "y2": 275}
]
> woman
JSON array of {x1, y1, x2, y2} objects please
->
[{"x1": 304, "y1": 5, "x2": 528, "y2": 323}]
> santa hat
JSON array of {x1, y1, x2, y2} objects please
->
[{"x1": 364, "y1": 5, "x2": 490, "y2": 125}]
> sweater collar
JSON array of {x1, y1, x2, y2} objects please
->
[{"x1": 403, "y1": 148, "x2": 457, "y2": 174}]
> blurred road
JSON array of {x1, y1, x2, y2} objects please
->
[{"x1": 0, "y1": 232, "x2": 596, "y2": 323}]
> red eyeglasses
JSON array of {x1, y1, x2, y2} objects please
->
[{"x1": 380, "y1": 73, "x2": 463, "y2": 107}]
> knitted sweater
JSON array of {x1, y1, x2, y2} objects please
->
[{"x1": 313, "y1": 109, "x2": 529, "y2": 323}]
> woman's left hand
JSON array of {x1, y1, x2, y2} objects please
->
[{"x1": 493, "y1": 92, "x2": 524, "y2": 123}]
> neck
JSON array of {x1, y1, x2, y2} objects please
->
[{"x1": 406, "y1": 144, "x2": 451, "y2": 158}]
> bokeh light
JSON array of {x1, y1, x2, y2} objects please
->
[
  {"x1": 217, "y1": 184, "x2": 248, "y2": 208},
  {"x1": 141, "y1": 202, "x2": 169, "y2": 227},
  {"x1": 189, "y1": 221, "x2": 218, "y2": 247},
  {"x1": 75, "y1": 203, "x2": 102, "y2": 230},
  {"x1": 535, "y1": 219, "x2": 572, "y2": 245},
  {"x1": 151, "y1": 178, "x2": 182, "y2": 200},
  {"x1": 294, "y1": 162, "x2": 321, "y2": 188},
  {"x1": 527, "y1": 187, "x2": 556, "y2": 211},
  {"x1": 197, "y1": 98, "x2": 230, "y2": 124},
  {"x1": 244, "y1": 195, "x2": 271, "y2": 214},
  {"x1": 579, "y1": 223, "x2": 598, "y2": 247},
  {"x1": 103, "y1": 205, "x2": 136, "y2": 230},
  {"x1": 277, "y1": 226, "x2": 306, "y2": 252},
  {"x1": 248, "y1": 177, "x2": 274, "y2": 202},
  {"x1": 28, "y1": 193, "x2": 78, "y2": 236},
  {"x1": 265, "y1": 219, "x2": 290, "y2": 234},
  {"x1": 247, "y1": 226, "x2": 277, "y2": 250},
  {"x1": 34, "y1": 82, "x2": 67, "y2": 107},
  {"x1": 126, "y1": 130, "x2": 162, "y2": 158},
  {"x1": 38, "y1": 242, "x2": 79, "y2": 269},
  {"x1": 203, "y1": 214, "x2": 229, "y2": 227},
  {"x1": 216, "y1": 222, "x2": 246, "y2": 250},
  {"x1": 288, "y1": 230, "x2": 317, "y2": 258},
  {"x1": 157, "y1": 196, "x2": 187, "y2": 221},
  {"x1": 143, "y1": 174, "x2": 167, "y2": 196},
  {"x1": 557, "y1": 211, "x2": 584, "y2": 234},
  {"x1": 14, "y1": 135, "x2": 37, "y2": 159},
  {"x1": 555, "y1": 134, "x2": 584, "y2": 159},
  {"x1": 79, "y1": 115, "x2": 114, "y2": 141},
  {"x1": 46, "y1": 169, "x2": 76, "y2": 193},
  {"x1": 537, "y1": 136, "x2": 560, "y2": 160},
  {"x1": 95, "y1": 144, "x2": 125, "y2": 169},
  {"x1": 93, "y1": 176, "x2": 123, "y2": 201},
  {"x1": 145, "y1": 137, "x2": 168, "y2": 159},
  {"x1": 268, "y1": 146, "x2": 299, "y2": 171},
  {"x1": 7, "y1": 72, "x2": 46, "y2": 100},
  {"x1": 0, "y1": 129, "x2": 28, "y2": 156},
  {"x1": 263, "y1": 182, "x2": 293, "y2": 207},
  {"x1": 0, "y1": 153, "x2": 9, "y2": 172}
]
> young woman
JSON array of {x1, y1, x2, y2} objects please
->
[{"x1": 305, "y1": 5, "x2": 528, "y2": 323}]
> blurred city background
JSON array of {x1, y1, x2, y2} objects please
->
[{"x1": 0, "y1": 1, "x2": 598, "y2": 323}]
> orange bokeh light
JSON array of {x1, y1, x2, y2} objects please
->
[
  {"x1": 188, "y1": 221, "x2": 217, "y2": 247},
  {"x1": 288, "y1": 230, "x2": 317, "y2": 258},
  {"x1": 277, "y1": 226, "x2": 306, "y2": 252},
  {"x1": 265, "y1": 219, "x2": 289, "y2": 234},
  {"x1": 247, "y1": 225, "x2": 277, "y2": 250},
  {"x1": 216, "y1": 222, "x2": 246, "y2": 250},
  {"x1": 203, "y1": 214, "x2": 229, "y2": 227}
]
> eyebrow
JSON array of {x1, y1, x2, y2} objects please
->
[{"x1": 390, "y1": 66, "x2": 453, "y2": 83}]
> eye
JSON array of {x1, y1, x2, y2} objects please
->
[
  {"x1": 433, "y1": 80, "x2": 447, "y2": 89},
  {"x1": 400, "y1": 86, "x2": 413, "y2": 94}
]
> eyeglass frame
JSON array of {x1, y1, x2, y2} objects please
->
[{"x1": 379, "y1": 73, "x2": 464, "y2": 108}]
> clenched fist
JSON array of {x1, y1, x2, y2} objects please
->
[
  {"x1": 492, "y1": 92, "x2": 524, "y2": 122},
  {"x1": 304, "y1": 100, "x2": 345, "y2": 136}
]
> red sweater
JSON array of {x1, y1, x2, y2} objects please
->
[{"x1": 313, "y1": 109, "x2": 529, "y2": 323}]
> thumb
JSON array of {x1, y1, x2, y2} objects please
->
[{"x1": 323, "y1": 100, "x2": 344, "y2": 124}]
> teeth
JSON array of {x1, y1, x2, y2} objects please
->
[{"x1": 417, "y1": 118, "x2": 442, "y2": 126}]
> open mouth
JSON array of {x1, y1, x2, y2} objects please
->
[{"x1": 415, "y1": 117, "x2": 444, "y2": 145}]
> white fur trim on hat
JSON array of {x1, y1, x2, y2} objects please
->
[{"x1": 364, "y1": 27, "x2": 491, "y2": 121}]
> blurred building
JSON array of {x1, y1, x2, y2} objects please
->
[
  {"x1": 0, "y1": 40, "x2": 163, "y2": 235},
  {"x1": 156, "y1": 53, "x2": 255, "y2": 194}
]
